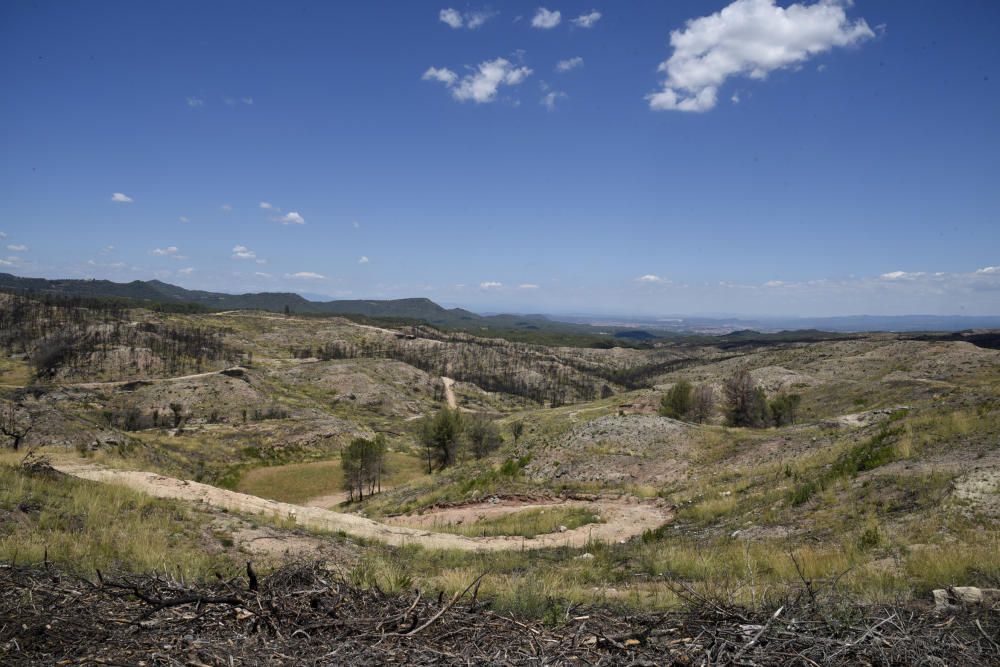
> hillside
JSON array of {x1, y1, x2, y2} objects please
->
[{"x1": 1, "y1": 291, "x2": 999, "y2": 664}]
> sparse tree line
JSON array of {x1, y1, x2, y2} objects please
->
[
  {"x1": 313, "y1": 336, "x2": 608, "y2": 407},
  {"x1": 340, "y1": 433, "x2": 387, "y2": 502},
  {"x1": 416, "y1": 408, "x2": 512, "y2": 473},
  {"x1": 0, "y1": 292, "x2": 238, "y2": 381},
  {"x1": 660, "y1": 368, "x2": 801, "y2": 428},
  {"x1": 100, "y1": 401, "x2": 290, "y2": 432}
]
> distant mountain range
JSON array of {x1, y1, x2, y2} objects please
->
[{"x1": 2, "y1": 273, "x2": 997, "y2": 334}]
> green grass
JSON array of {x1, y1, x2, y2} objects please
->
[
  {"x1": 413, "y1": 506, "x2": 603, "y2": 538},
  {"x1": 236, "y1": 451, "x2": 428, "y2": 505},
  {"x1": 0, "y1": 459, "x2": 234, "y2": 578}
]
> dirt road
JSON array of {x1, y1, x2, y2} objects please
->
[
  {"x1": 441, "y1": 376, "x2": 457, "y2": 409},
  {"x1": 54, "y1": 462, "x2": 671, "y2": 552}
]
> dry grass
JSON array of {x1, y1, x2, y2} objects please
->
[
  {"x1": 407, "y1": 506, "x2": 603, "y2": 539},
  {"x1": 0, "y1": 456, "x2": 234, "y2": 579},
  {"x1": 236, "y1": 451, "x2": 428, "y2": 505}
]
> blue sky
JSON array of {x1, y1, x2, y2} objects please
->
[{"x1": 1, "y1": 0, "x2": 998, "y2": 316}]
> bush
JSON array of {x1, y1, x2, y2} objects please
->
[
  {"x1": 724, "y1": 369, "x2": 770, "y2": 428},
  {"x1": 770, "y1": 393, "x2": 802, "y2": 427},
  {"x1": 467, "y1": 416, "x2": 502, "y2": 459},
  {"x1": 660, "y1": 380, "x2": 693, "y2": 419}
]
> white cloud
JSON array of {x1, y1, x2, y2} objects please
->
[
  {"x1": 637, "y1": 274, "x2": 666, "y2": 283},
  {"x1": 358, "y1": 256, "x2": 370, "y2": 264},
  {"x1": 465, "y1": 9, "x2": 496, "y2": 29},
  {"x1": 440, "y1": 7, "x2": 495, "y2": 29},
  {"x1": 111, "y1": 192, "x2": 133, "y2": 203},
  {"x1": 422, "y1": 66, "x2": 459, "y2": 87},
  {"x1": 101, "y1": 245, "x2": 115, "y2": 253},
  {"x1": 571, "y1": 10, "x2": 601, "y2": 28},
  {"x1": 220, "y1": 204, "x2": 232, "y2": 212},
  {"x1": 254, "y1": 271, "x2": 272, "y2": 278},
  {"x1": 178, "y1": 267, "x2": 195, "y2": 275},
  {"x1": 518, "y1": 283, "x2": 540, "y2": 289},
  {"x1": 479, "y1": 281, "x2": 503, "y2": 289},
  {"x1": 0, "y1": 259, "x2": 13, "y2": 266},
  {"x1": 151, "y1": 246, "x2": 179, "y2": 256},
  {"x1": 241, "y1": 97, "x2": 254, "y2": 105},
  {"x1": 763, "y1": 280, "x2": 784, "y2": 287},
  {"x1": 555, "y1": 56, "x2": 584, "y2": 73},
  {"x1": 647, "y1": 0, "x2": 874, "y2": 112},
  {"x1": 186, "y1": 97, "x2": 204, "y2": 107},
  {"x1": 541, "y1": 90, "x2": 567, "y2": 110},
  {"x1": 425, "y1": 58, "x2": 533, "y2": 104},
  {"x1": 0, "y1": 232, "x2": 6, "y2": 238},
  {"x1": 352, "y1": 220, "x2": 361, "y2": 229},
  {"x1": 232, "y1": 245, "x2": 257, "y2": 260},
  {"x1": 178, "y1": 216, "x2": 189, "y2": 223},
  {"x1": 880, "y1": 270, "x2": 925, "y2": 281},
  {"x1": 976, "y1": 266, "x2": 999, "y2": 274},
  {"x1": 279, "y1": 211, "x2": 305, "y2": 225},
  {"x1": 439, "y1": 8, "x2": 463, "y2": 28},
  {"x1": 531, "y1": 8, "x2": 561, "y2": 29},
  {"x1": 731, "y1": 92, "x2": 741, "y2": 104},
  {"x1": 7, "y1": 244, "x2": 27, "y2": 252},
  {"x1": 259, "y1": 201, "x2": 275, "y2": 210},
  {"x1": 286, "y1": 272, "x2": 326, "y2": 280}
]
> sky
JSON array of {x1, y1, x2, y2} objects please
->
[{"x1": 1, "y1": 0, "x2": 999, "y2": 317}]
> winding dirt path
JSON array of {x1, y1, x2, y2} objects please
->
[
  {"x1": 441, "y1": 376, "x2": 457, "y2": 409},
  {"x1": 54, "y1": 462, "x2": 671, "y2": 552}
]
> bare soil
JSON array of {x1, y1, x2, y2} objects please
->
[{"x1": 54, "y1": 462, "x2": 672, "y2": 552}]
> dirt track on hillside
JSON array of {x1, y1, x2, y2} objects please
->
[{"x1": 54, "y1": 463, "x2": 672, "y2": 552}]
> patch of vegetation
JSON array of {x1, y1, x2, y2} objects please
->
[
  {"x1": 413, "y1": 506, "x2": 602, "y2": 539},
  {"x1": 0, "y1": 456, "x2": 233, "y2": 578}
]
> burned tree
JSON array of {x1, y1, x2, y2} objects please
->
[{"x1": 0, "y1": 401, "x2": 33, "y2": 450}]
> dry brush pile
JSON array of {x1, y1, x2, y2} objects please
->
[{"x1": 2, "y1": 560, "x2": 998, "y2": 665}]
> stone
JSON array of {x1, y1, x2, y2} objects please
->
[{"x1": 932, "y1": 586, "x2": 1000, "y2": 610}]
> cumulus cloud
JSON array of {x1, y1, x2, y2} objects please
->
[
  {"x1": 422, "y1": 67, "x2": 459, "y2": 87},
  {"x1": 541, "y1": 90, "x2": 567, "y2": 110},
  {"x1": 232, "y1": 245, "x2": 257, "y2": 260},
  {"x1": 518, "y1": 283, "x2": 540, "y2": 289},
  {"x1": 571, "y1": 10, "x2": 601, "y2": 28},
  {"x1": 531, "y1": 7, "x2": 561, "y2": 29},
  {"x1": 976, "y1": 266, "x2": 999, "y2": 274},
  {"x1": 424, "y1": 58, "x2": 533, "y2": 103},
  {"x1": 358, "y1": 256, "x2": 370, "y2": 264},
  {"x1": 279, "y1": 212, "x2": 305, "y2": 225},
  {"x1": 647, "y1": 0, "x2": 874, "y2": 112},
  {"x1": 186, "y1": 97, "x2": 204, "y2": 107},
  {"x1": 286, "y1": 272, "x2": 325, "y2": 280},
  {"x1": 259, "y1": 201, "x2": 275, "y2": 210},
  {"x1": 439, "y1": 8, "x2": 463, "y2": 28},
  {"x1": 479, "y1": 281, "x2": 503, "y2": 289},
  {"x1": 178, "y1": 267, "x2": 195, "y2": 275},
  {"x1": 636, "y1": 274, "x2": 666, "y2": 283},
  {"x1": 151, "y1": 246, "x2": 179, "y2": 256},
  {"x1": 440, "y1": 7, "x2": 496, "y2": 29},
  {"x1": 111, "y1": 192, "x2": 133, "y2": 203},
  {"x1": 763, "y1": 280, "x2": 785, "y2": 287},
  {"x1": 880, "y1": 270, "x2": 925, "y2": 281},
  {"x1": 7, "y1": 244, "x2": 27, "y2": 252},
  {"x1": 555, "y1": 56, "x2": 584, "y2": 73}
]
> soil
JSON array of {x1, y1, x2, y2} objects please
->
[{"x1": 54, "y1": 462, "x2": 672, "y2": 552}]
